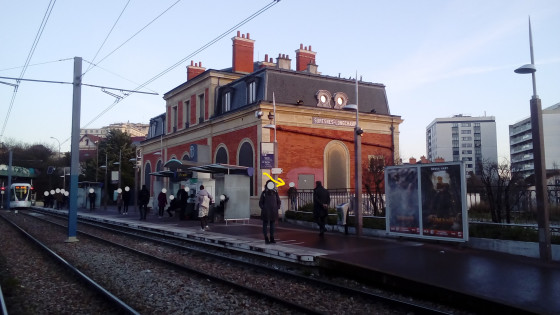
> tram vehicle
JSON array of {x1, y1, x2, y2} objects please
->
[{"x1": 9, "y1": 183, "x2": 33, "y2": 209}]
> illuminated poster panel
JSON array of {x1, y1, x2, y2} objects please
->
[{"x1": 385, "y1": 162, "x2": 468, "y2": 242}]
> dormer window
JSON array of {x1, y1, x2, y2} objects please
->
[
  {"x1": 224, "y1": 91, "x2": 231, "y2": 112},
  {"x1": 248, "y1": 81, "x2": 256, "y2": 104}
]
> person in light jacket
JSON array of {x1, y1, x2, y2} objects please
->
[
  {"x1": 197, "y1": 185, "x2": 213, "y2": 231},
  {"x1": 259, "y1": 180, "x2": 281, "y2": 244}
]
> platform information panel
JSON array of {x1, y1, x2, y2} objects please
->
[{"x1": 385, "y1": 162, "x2": 468, "y2": 242}]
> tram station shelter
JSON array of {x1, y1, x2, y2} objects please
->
[{"x1": 138, "y1": 31, "x2": 402, "y2": 216}]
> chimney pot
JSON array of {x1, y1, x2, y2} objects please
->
[
  {"x1": 190, "y1": 60, "x2": 194, "y2": 66},
  {"x1": 300, "y1": 43, "x2": 303, "y2": 49},
  {"x1": 264, "y1": 54, "x2": 268, "y2": 61},
  {"x1": 309, "y1": 45, "x2": 312, "y2": 51},
  {"x1": 247, "y1": 33, "x2": 250, "y2": 39},
  {"x1": 237, "y1": 30, "x2": 240, "y2": 37}
]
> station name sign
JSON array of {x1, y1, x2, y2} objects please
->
[{"x1": 312, "y1": 117, "x2": 355, "y2": 127}]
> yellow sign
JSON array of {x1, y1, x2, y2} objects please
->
[{"x1": 263, "y1": 172, "x2": 285, "y2": 187}]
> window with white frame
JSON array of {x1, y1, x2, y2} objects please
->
[
  {"x1": 224, "y1": 91, "x2": 231, "y2": 112},
  {"x1": 248, "y1": 81, "x2": 256, "y2": 104}
]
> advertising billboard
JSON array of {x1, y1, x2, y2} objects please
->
[{"x1": 385, "y1": 162, "x2": 468, "y2": 242}]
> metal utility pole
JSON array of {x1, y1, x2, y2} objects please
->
[{"x1": 67, "y1": 57, "x2": 81, "y2": 242}]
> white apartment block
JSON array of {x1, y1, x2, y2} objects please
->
[
  {"x1": 426, "y1": 115, "x2": 498, "y2": 175},
  {"x1": 509, "y1": 103, "x2": 560, "y2": 178}
]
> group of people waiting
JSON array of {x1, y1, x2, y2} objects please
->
[{"x1": 133, "y1": 179, "x2": 331, "y2": 245}]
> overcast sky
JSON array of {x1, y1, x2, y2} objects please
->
[{"x1": 1, "y1": 0, "x2": 559, "y2": 161}]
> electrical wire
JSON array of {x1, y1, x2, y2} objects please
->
[
  {"x1": 0, "y1": 58, "x2": 73, "y2": 72},
  {"x1": 79, "y1": 0, "x2": 280, "y2": 134},
  {"x1": 82, "y1": 0, "x2": 183, "y2": 77},
  {"x1": 0, "y1": 0, "x2": 57, "y2": 142},
  {"x1": 83, "y1": 0, "x2": 131, "y2": 76}
]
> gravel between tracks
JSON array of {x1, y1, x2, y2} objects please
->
[{"x1": 1, "y1": 211, "x2": 466, "y2": 314}]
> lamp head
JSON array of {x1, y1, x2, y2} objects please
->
[{"x1": 514, "y1": 64, "x2": 536, "y2": 74}]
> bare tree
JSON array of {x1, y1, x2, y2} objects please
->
[
  {"x1": 476, "y1": 158, "x2": 524, "y2": 223},
  {"x1": 364, "y1": 154, "x2": 394, "y2": 216}
]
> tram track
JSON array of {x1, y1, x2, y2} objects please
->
[
  {"x1": 21, "y1": 209, "x2": 459, "y2": 314},
  {"x1": 0, "y1": 211, "x2": 137, "y2": 314}
]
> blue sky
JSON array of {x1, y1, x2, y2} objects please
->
[{"x1": 1, "y1": 0, "x2": 559, "y2": 161}]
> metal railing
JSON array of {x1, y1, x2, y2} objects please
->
[{"x1": 289, "y1": 185, "x2": 560, "y2": 225}]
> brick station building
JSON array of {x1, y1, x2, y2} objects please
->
[{"x1": 138, "y1": 31, "x2": 402, "y2": 215}]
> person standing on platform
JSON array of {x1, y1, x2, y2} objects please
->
[
  {"x1": 138, "y1": 185, "x2": 150, "y2": 220},
  {"x1": 259, "y1": 180, "x2": 281, "y2": 244},
  {"x1": 116, "y1": 190, "x2": 123, "y2": 214},
  {"x1": 177, "y1": 185, "x2": 188, "y2": 220},
  {"x1": 197, "y1": 185, "x2": 213, "y2": 231},
  {"x1": 157, "y1": 188, "x2": 167, "y2": 218},
  {"x1": 313, "y1": 181, "x2": 330, "y2": 237},
  {"x1": 287, "y1": 182, "x2": 298, "y2": 211},
  {"x1": 88, "y1": 189, "x2": 96, "y2": 211},
  {"x1": 122, "y1": 187, "x2": 130, "y2": 214}
]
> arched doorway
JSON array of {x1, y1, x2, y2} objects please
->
[{"x1": 325, "y1": 141, "x2": 350, "y2": 189}]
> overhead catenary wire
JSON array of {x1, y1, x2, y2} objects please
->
[
  {"x1": 79, "y1": 0, "x2": 281, "y2": 135},
  {"x1": 82, "y1": 0, "x2": 131, "y2": 76},
  {"x1": 0, "y1": 0, "x2": 57, "y2": 142},
  {"x1": 82, "y1": 0, "x2": 183, "y2": 77}
]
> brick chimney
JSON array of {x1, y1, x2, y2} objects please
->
[
  {"x1": 434, "y1": 157, "x2": 445, "y2": 163},
  {"x1": 276, "y1": 53, "x2": 291, "y2": 70},
  {"x1": 295, "y1": 44, "x2": 316, "y2": 72},
  {"x1": 409, "y1": 157, "x2": 417, "y2": 164},
  {"x1": 258, "y1": 54, "x2": 276, "y2": 69},
  {"x1": 232, "y1": 31, "x2": 255, "y2": 73},
  {"x1": 186, "y1": 61, "x2": 205, "y2": 80}
]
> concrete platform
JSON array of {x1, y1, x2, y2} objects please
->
[{"x1": 31, "y1": 206, "x2": 560, "y2": 314}]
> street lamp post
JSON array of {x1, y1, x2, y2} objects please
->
[
  {"x1": 343, "y1": 75, "x2": 363, "y2": 236},
  {"x1": 514, "y1": 17, "x2": 551, "y2": 261}
]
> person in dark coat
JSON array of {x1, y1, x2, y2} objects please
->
[
  {"x1": 287, "y1": 183, "x2": 298, "y2": 210},
  {"x1": 138, "y1": 185, "x2": 150, "y2": 220},
  {"x1": 176, "y1": 185, "x2": 188, "y2": 220},
  {"x1": 122, "y1": 187, "x2": 130, "y2": 214},
  {"x1": 88, "y1": 190, "x2": 96, "y2": 211},
  {"x1": 313, "y1": 181, "x2": 330, "y2": 236},
  {"x1": 259, "y1": 180, "x2": 281, "y2": 244},
  {"x1": 157, "y1": 189, "x2": 167, "y2": 218}
]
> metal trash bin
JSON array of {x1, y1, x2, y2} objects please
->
[{"x1": 336, "y1": 203, "x2": 350, "y2": 235}]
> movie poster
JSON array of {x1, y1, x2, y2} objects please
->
[
  {"x1": 420, "y1": 164, "x2": 464, "y2": 238},
  {"x1": 385, "y1": 166, "x2": 420, "y2": 234}
]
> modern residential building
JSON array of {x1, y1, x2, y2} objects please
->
[
  {"x1": 138, "y1": 31, "x2": 402, "y2": 215},
  {"x1": 509, "y1": 102, "x2": 560, "y2": 179},
  {"x1": 426, "y1": 115, "x2": 498, "y2": 175}
]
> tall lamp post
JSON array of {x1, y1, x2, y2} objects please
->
[
  {"x1": 343, "y1": 75, "x2": 363, "y2": 236},
  {"x1": 514, "y1": 17, "x2": 551, "y2": 261}
]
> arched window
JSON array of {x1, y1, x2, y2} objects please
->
[
  {"x1": 238, "y1": 141, "x2": 254, "y2": 196},
  {"x1": 325, "y1": 141, "x2": 350, "y2": 189},
  {"x1": 215, "y1": 146, "x2": 228, "y2": 164}
]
